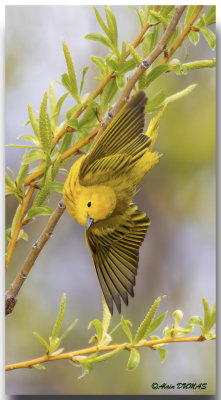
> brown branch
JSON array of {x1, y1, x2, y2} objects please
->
[
  {"x1": 5, "y1": 186, "x2": 35, "y2": 270},
  {"x1": 5, "y1": 334, "x2": 215, "y2": 371},
  {"x1": 161, "y1": 6, "x2": 204, "y2": 63},
  {"x1": 5, "y1": 200, "x2": 66, "y2": 316}
]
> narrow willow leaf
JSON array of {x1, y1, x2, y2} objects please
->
[
  {"x1": 133, "y1": 297, "x2": 161, "y2": 345},
  {"x1": 5, "y1": 173, "x2": 15, "y2": 189},
  {"x1": 17, "y1": 135, "x2": 40, "y2": 146},
  {"x1": 149, "y1": 11, "x2": 168, "y2": 29},
  {"x1": 51, "y1": 294, "x2": 66, "y2": 342},
  {"x1": 28, "y1": 104, "x2": 39, "y2": 138},
  {"x1": 6, "y1": 144, "x2": 41, "y2": 149},
  {"x1": 33, "y1": 364, "x2": 46, "y2": 370},
  {"x1": 120, "y1": 40, "x2": 127, "y2": 62},
  {"x1": 172, "y1": 310, "x2": 183, "y2": 327},
  {"x1": 100, "y1": 78, "x2": 118, "y2": 112},
  {"x1": 66, "y1": 119, "x2": 78, "y2": 130},
  {"x1": 102, "y1": 296, "x2": 111, "y2": 334},
  {"x1": 149, "y1": 25, "x2": 159, "y2": 52},
  {"x1": 59, "y1": 132, "x2": 73, "y2": 154},
  {"x1": 184, "y1": 6, "x2": 197, "y2": 26},
  {"x1": 188, "y1": 30, "x2": 200, "y2": 45},
  {"x1": 145, "y1": 65, "x2": 168, "y2": 87},
  {"x1": 160, "y1": 5, "x2": 174, "y2": 17},
  {"x1": 202, "y1": 298, "x2": 216, "y2": 333},
  {"x1": 200, "y1": 27, "x2": 216, "y2": 50},
  {"x1": 146, "y1": 90, "x2": 166, "y2": 112},
  {"x1": 66, "y1": 103, "x2": 82, "y2": 120},
  {"x1": 126, "y1": 348, "x2": 140, "y2": 371},
  {"x1": 88, "y1": 319, "x2": 103, "y2": 344},
  {"x1": 16, "y1": 162, "x2": 29, "y2": 189},
  {"x1": 80, "y1": 66, "x2": 89, "y2": 94},
  {"x1": 158, "y1": 348, "x2": 168, "y2": 363},
  {"x1": 210, "y1": 304, "x2": 216, "y2": 328},
  {"x1": 50, "y1": 348, "x2": 64, "y2": 357},
  {"x1": 50, "y1": 182, "x2": 64, "y2": 193},
  {"x1": 91, "y1": 56, "x2": 108, "y2": 77},
  {"x1": 106, "y1": 59, "x2": 118, "y2": 70},
  {"x1": 116, "y1": 74, "x2": 125, "y2": 89},
  {"x1": 62, "y1": 41, "x2": 80, "y2": 102},
  {"x1": 147, "y1": 311, "x2": 168, "y2": 336},
  {"x1": 115, "y1": 59, "x2": 136, "y2": 74},
  {"x1": 121, "y1": 316, "x2": 133, "y2": 343},
  {"x1": 33, "y1": 332, "x2": 50, "y2": 350},
  {"x1": 60, "y1": 318, "x2": 78, "y2": 341},
  {"x1": 53, "y1": 92, "x2": 69, "y2": 128},
  {"x1": 25, "y1": 206, "x2": 53, "y2": 219},
  {"x1": 88, "y1": 346, "x2": 124, "y2": 364},
  {"x1": 18, "y1": 230, "x2": 28, "y2": 241},
  {"x1": 105, "y1": 6, "x2": 118, "y2": 47},
  {"x1": 94, "y1": 7, "x2": 110, "y2": 37},
  {"x1": 10, "y1": 204, "x2": 21, "y2": 237},
  {"x1": 128, "y1": 44, "x2": 142, "y2": 66},
  {"x1": 39, "y1": 92, "x2": 52, "y2": 153},
  {"x1": 78, "y1": 100, "x2": 97, "y2": 128},
  {"x1": 85, "y1": 32, "x2": 113, "y2": 49},
  {"x1": 205, "y1": 6, "x2": 216, "y2": 26},
  {"x1": 163, "y1": 84, "x2": 197, "y2": 105}
]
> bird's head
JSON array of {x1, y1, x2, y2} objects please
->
[{"x1": 82, "y1": 186, "x2": 117, "y2": 228}]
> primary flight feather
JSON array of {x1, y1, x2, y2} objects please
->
[{"x1": 63, "y1": 91, "x2": 160, "y2": 314}]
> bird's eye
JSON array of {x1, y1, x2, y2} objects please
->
[{"x1": 87, "y1": 201, "x2": 92, "y2": 207}]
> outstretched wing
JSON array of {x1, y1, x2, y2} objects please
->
[
  {"x1": 80, "y1": 91, "x2": 149, "y2": 182},
  {"x1": 86, "y1": 204, "x2": 150, "y2": 314}
]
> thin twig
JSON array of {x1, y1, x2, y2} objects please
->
[
  {"x1": 161, "y1": 6, "x2": 204, "y2": 63},
  {"x1": 5, "y1": 186, "x2": 35, "y2": 270},
  {"x1": 5, "y1": 334, "x2": 215, "y2": 371},
  {"x1": 5, "y1": 200, "x2": 66, "y2": 316}
]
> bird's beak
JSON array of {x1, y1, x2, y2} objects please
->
[{"x1": 87, "y1": 215, "x2": 94, "y2": 228}]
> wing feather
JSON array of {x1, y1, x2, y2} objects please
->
[{"x1": 86, "y1": 204, "x2": 150, "y2": 314}]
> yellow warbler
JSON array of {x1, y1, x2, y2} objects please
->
[{"x1": 63, "y1": 91, "x2": 160, "y2": 314}]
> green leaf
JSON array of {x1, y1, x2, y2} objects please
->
[
  {"x1": 33, "y1": 332, "x2": 50, "y2": 350},
  {"x1": 17, "y1": 135, "x2": 40, "y2": 146},
  {"x1": 16, "y1": 161, "x2": 29, "y2": 189},
  {"x1": 172, "y1": 310, "x2": 183, "y2": 327},
  {"x1": 116, "y1": 74, "x2": 125, "y2": 89},
  {"x1": 85, "y1": 32, "x2": 113, "y2": 49},
  {"x1": 121, "y1": 316, "x2": 133, "y2": 342},
  {"x1": 10, "y1": 204, "x2": 21, "y2": 237},
  {"x1": 163, "y1": 84, "x2": 197, "y2": 105},
  {"x1": 18, "y1": 229, "x2": 28, "y2": 241},
  {"x1": 133, "y1": 297, "x2": 161, "y2": 345},
  {"x1": 53, "y1": 92, "x2": 69, "y2": 128},
  {"x1": 158, "y1": 348, "x2": 168, "y2": 363},
  {"x1": 149, "y1": 10, "x2": 168, "y2": 29},
  {"x1": 147, "y1": 311, "x2": 168, "y2": 336},
  {"x1": 88, "y1": 319, "x2": 103, "y2": 344},
  {"x1": 62, "y1": 41, "x2": 80, "y2": 102},
  {"x1": 60, "y1": 318, "x2": 78, "y2": 341},
  {"x1": 205, "y1": 6, "x2": 216, "y2": 26},
  {"x1": 66, "y1": 119, "x2": 79, "y2": 130},
  {"x1": 105, "y1": 6, "x2": 118, "y2": 48},
  {"x1": 50, "y1": 182, "x2": 64, "y2": 193},
  {"x1": 21, "y1": 150, "x2": 45, "y2": 165},
  {"x1": 188, "y1": 30, "x2": 200, "y2": 45},
  {"x1": 80, "y1": 66, "x2": 89, "y2": 94},
  {"x1": 49, "y1": 82, "x2": 57, "y2": 131},
  {"x1": 51, "y1": 294, "x2": 66, "y2": 343},
  {"x1": 149, "y1": 25, "x2": 159, "y2": 52},
  {"x1": 94, "y1": 7, "x2": 110, "y2": 37},
  {"x1": 28, "y1": 104, "x2": 39, "y2": 138},
  {"x1": 39, "y1": 92, "x2": 52, "y2": 153},
  {"x1": 5, "y1": 173, "x2": 15, "y2": 190},
  {"x1": 126, "y1": 348, "x2": 140, "y2": 371},
  {"x1": 100, "y1": 78, "x2": 118, "y2": 112},
  {"x1": 117, "y1": 59, "x2": 136, "y2": 74},
  {"x1": 185, "y1": 6, "x2": 198, "y2": 26},
  {"x1": 66, "y1": 103, "x2": 82, "y2": 120},
  {"x1": 33, "y1": 364, "x2": 46, "y2": 370},
  {"x1": 146, "y1": 90, "x2": 166, "y2": 112},
  {"x1": 199, "y1": 27, "x2": 216, "y2": 50},
  {"x1": 145, "y1": 65, "x2": 168, "y2": 87},
  {"x1": 25, "y1": 206, "x2": 53, "y2": 219},
  {"x1": 102, "y1": 296, "x2": 111, "y2": 334},
  {"x1": 91, "y1": 56, "x2": 108, "y2": 77}
]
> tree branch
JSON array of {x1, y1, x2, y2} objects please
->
[
  {"x1": 5, "y1": 334, "x2": 215, "y2": 371},
  {"x1": 5, "y1": 186, "x2": 35, "y2": 270},
  {"x1": 5, "y1": 200, "x2": 66, "y2": 316},
  {"x1": 161, "y1": 5, "x2": 204, "y2": 63}
]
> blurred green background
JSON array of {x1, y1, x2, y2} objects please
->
[{"x1": 5, "y1": 6, "x2": 216, "y2": 396}]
